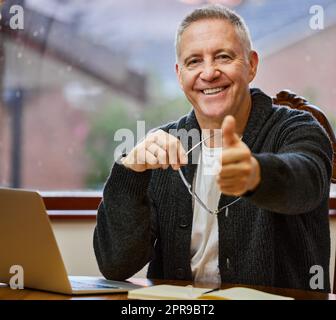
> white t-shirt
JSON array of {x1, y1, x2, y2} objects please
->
[{"x1": 190, "y1": 137, "x2": 222, "y2": 284}]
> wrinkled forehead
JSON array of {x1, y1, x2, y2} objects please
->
[{"x1": 178, "y1": 19, "x2": 245, "y2": 60}]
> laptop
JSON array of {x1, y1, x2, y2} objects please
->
[{"x1": 0, "y1": 187, "x2": 142, "y2": 295}]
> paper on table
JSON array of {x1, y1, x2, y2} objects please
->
[
  {"x1": 127, "y1": 285, "x2": 294, "y2": 300},
  {"x1": 128, "y1": 285, "x2": 210, "y2": 300},
  {"x1": 199, "y1": 287, "x2": 294, "y2": 300}
]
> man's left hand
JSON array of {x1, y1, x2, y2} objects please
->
[{"x1": 216, "y1": 115, "x2": 261, "y2": 196}]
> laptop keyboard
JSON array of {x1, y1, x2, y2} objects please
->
[{"x1": 70, "y1": 280, "x2": 120, "y2": 290}]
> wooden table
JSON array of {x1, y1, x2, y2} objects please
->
[{"x1": 0, "y1": 278, "x2": 335, "y2": 300}]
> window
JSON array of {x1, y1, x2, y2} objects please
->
[{"x1": 1, "y1": 0, "x2": 335, "y2": 194}]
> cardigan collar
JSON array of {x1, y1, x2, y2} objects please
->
[{"x1": 242, "y1": 88, "x2": 274, "y2": 150}]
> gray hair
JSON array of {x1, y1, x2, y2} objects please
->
[{"x1": 175, "y1": 5, "x2": 252, "y2": 61}]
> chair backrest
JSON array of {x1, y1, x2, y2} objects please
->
[
  {"x1": 273, "y1": 90, "x2": 336, "y2": 294},
  {"x1": 272, "y1": 90, "x2": 336, "y2": 184}
]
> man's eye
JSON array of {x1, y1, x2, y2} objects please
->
[
  {"x1": 187, "y1": 59, "x2": 201, "y2": 67},
  {"x1": 216, "y1": 54, "x2": 231, "y2": 61}
]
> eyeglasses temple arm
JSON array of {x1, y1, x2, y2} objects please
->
[
  {"x1": 178, "y1": 168, "x2": 192, "y2": 191},
  {"x1": 192, "y1": 191, "x2": 214, "y2": 215},
  {"x1": 178, "y1": 169, "x2": 214, "y2": 214}
]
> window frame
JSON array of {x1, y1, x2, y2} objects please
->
[
  {"x1": 43, "y1": 191, "x2": 336, "y2": 220},
  {"x1": 43, "y1": 191, "x2": 101, "y2": 220}
]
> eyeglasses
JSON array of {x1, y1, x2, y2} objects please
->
[{"x1": 178, "y1": 132, "x2": 241, "y2": 215}]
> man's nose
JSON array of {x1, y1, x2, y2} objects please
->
[{"x1": 200, "y1": 62, "x2": 220, "y2": 81}]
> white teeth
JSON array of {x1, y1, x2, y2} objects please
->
[{"x1": 203, "y1": 87, "x2": 226, "y2": 95}]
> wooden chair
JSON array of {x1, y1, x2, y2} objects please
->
[
  {"x1": 273, "y1": 90, "x2": 336, "y2": 294},
  {"x1": 272, "y1": 90, "x2": 336, "y2": 183}
]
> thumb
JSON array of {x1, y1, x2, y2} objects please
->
[{"x1": 222, "y1": 115, "x2": 239, "y2": 147}]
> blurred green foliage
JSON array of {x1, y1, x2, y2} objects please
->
[
  {"x1": 84, "y1": 95, "x2": 191, "y2": 189},
  {"x1": 84, "y1": 98, "x2": 136, "y2": 188}
]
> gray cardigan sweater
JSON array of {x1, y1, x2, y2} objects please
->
[{"x1": 94, "y1": 88, "x2": 333, "y2": 292}]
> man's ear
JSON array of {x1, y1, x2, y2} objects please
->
[
  {"x1": 175, "y1": 63, "x2": 184, "y2": 90},
  {"x1": 248, "y1": 50, "x2": 259, "y2": 83}
]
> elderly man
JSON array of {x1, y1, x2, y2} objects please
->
[{"x1": 93, "y1": 5, "x2": 332, "y2": 292}]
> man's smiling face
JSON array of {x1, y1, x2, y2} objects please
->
[{"x1": 176, "y1": 18, "x2": 258, "y2": 129}]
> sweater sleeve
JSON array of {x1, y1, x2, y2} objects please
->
[
  {"x1": 93, "y1": 162, "x2": 157, "y2": 280},
  {"x1": 245, "y1": 114, "x2": 333, "y2": 214}
]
